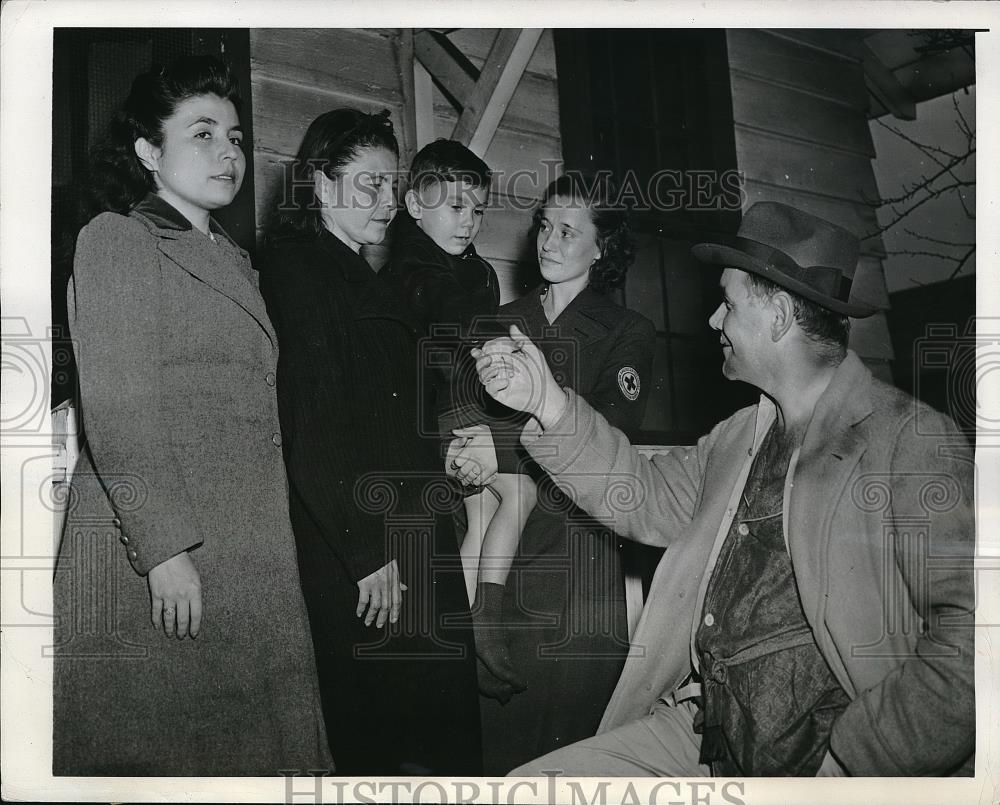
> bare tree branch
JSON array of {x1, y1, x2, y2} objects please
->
[
  {"x1": 902, "y1": 228, "x2": 974, "y2": 248},
  {"x1": 874, "y1": 153, "x2": 974, "y2": 206},
  {"x1": 948, "y1": 246, "x2": 976, "y2": 280},
  {"x1": 871, "y1": 90, "x2": 975, "y2": 281},
  {"x1": 953, "y1": 94, "x2": 975, "y2": 143},
  {"x1": 874, "y1": 118, "x2": 959, "y2": 163},
  {"x1": 883, "y1": 244, "x2": 975, "y2": 281},
  {"x1": 876, "y1": 179, "x2": 974, "y2": 233},
  {"x1": 956, "y1": 189, "x2": 974, "y2": 220}
]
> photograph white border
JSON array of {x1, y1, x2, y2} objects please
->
[{"x1": 2, "y1": 1, "x2": 998, "y2": 802}]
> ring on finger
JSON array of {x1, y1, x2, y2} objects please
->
[{"x1": 163, "y1": 607, "x2": 176, "y2": 616}]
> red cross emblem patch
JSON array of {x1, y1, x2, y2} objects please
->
[{"x1": 618, "y1": 366, "x2": 640, "y2": 401}]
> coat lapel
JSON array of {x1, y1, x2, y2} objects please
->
[
  {"x1": 555, "y1": 286, "x2": 616, "y2": 348},
  {"x1": 787, "y1": 352, "x2": 875, "y2": 632},
  {"x1": 131, "y1": 195, "x2": 277, "y2": 347}
]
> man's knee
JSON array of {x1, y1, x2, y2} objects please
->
[{"x1": 509, "y1": 747, "x2": 583, "y2": 777}]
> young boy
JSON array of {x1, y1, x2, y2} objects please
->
[{"x1": 384, "y1": 140, "x2": 533, "y2": 698}]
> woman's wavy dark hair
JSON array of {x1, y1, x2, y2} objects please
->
[
  {"x1": 86, "y1": 55, "x2": 242, "y2": 218},
  {"x1": 532, "y1": 172, "x2": 635, "y2": 293},
  {"x1": 267, "y1": 108, "x2": 399, "y2": 240}
]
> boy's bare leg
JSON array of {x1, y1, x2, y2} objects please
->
[
  {"x1": 479, "y1": 474, "x2": 537, "y2": 587},
  {"x1": 469, "y1": 473, "x2": 537, "y2": 697},
  {"x1": 460, "y1": 488, "x2": 501, "y2": 605}
]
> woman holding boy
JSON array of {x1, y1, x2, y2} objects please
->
[{"x1": 258, "y1": 110, "x2": 481, "y2": 776}]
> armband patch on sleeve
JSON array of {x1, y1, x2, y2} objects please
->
[{"x1": 618, "y1": 366, "x2": 640, "y2": 401}]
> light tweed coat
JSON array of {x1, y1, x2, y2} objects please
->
[
  {"x1": 54, "y1": 194, "x2": 333, "y2": 775},
  {"x1": 523, "y1": 352, "x2": 975, "y2": 776}
]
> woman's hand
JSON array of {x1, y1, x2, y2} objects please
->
[
  {"x1": 446, "y1": 425, "x2": 499, "y2": 487},
  {"x1": 472, "y1": 325, "x2": 568, "y2": 428},
  {"x1": 148, "y1": 551, "x2": 202, "y2": 639},
  {"x1": 357, "y1": 559, "x2": 407, "y2": 628}
]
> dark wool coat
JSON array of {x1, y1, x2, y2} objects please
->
[
  {"x1": 54, "y1": 194, "x2": 332, "y2": 776},
  {"x1": 258, "y1": 228, "x2": 482, "y2": 776},
  {"x1": 479, "y1": 285, "x2": 657, "y2": 774}
]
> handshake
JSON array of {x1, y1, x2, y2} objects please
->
[
  {"x1": 470, "y1": 324, "x2": 570, "y2": 429},
  {"x1": 445, "y1": 325, "x2": 569, "y2": 488}
]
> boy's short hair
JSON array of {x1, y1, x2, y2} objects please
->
[{"x1": 409, "y1": 139, "x2": 492, "y2": 193}]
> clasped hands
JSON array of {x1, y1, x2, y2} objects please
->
[
  {"x1": 471, "y1": 324, "x2": 568, "y2": 428},
  {"x1": 446, "y1": 326, "x2": 566, "y2": 486}
]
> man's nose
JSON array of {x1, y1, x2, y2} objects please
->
[{"x1": 708, "y1": 303, "x2": 724, "y2": 331}]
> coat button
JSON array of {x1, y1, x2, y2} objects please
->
[
  {"x1": 271, "y1": 432, "x2": 282, "y2": 447},
  {"x1": 112, "y1": 517, "x2": 122, "y2": 528},
  {"x1": 737, "y1": 522, "x2": 749, "y2": 536},
  {"x1": 704, "y1": 612, "x2": 715, "y2": 627},
  {"x1": 128, "y1": 549, "x2": 138, "y2": 561},
  {"x1": 120, "y1": 535, "x2": 129, "y2": 546},
  {"x1": 265, "y1": 372, "x2": 276, "y2": 387}
]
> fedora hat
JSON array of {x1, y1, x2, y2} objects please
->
[{"x1": 691, "y1": 201, "x2": 878, "y2": 317}]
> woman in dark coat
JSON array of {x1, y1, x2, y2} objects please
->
[
  {"x1": 258, "y1": 109, "x2": 481, "y2": 776},
  {"x1": 53, "y1": 56, "x2": 332, "y2": 775},
  {"x1": 450, "y1": 174, "x2": 657, "y2": 773}
]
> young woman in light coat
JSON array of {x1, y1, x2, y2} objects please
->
[{"x1": 54, "y1": 55, "x2": 332, "y2": 775}]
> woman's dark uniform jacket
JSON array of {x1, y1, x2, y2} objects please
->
[
  {"x1": 258, "y1": 228, "x2": 482, "y2": 776},
  {"x1": 477, "y1": 284, "x2": 657, "y2": 774}
]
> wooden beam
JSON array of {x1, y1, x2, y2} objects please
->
[
  {"x1": 453, "y1": 29, "x2": 544, "y2": 157},
  {"x1": 413, "y1": 29, "x2": 477, "y2": 110},
  {"x1": 392, "y1": 29, "x2": 418, "y2": 172},
  {"x1": 860, "y1": 42, "x2": 916, "y2": 120},
  {"x1": 414, "y1": 60, "x2": 434, "y2": 152}
]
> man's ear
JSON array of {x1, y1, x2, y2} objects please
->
[
  {"x1": 134, "y1": 137, "x2": 161, "y2": 173},
  {"x1": 770, "y1": 291, "x2": 796, "y2": 342},
  {"x1": 404, "y1": 189, "x2": 423, "y2": 220}
]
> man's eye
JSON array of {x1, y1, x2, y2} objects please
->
[
  {"x1": 230, "y1": 136, "x2": 243, "y2": 146},
  {"x1": 474, "y1": 209, "x2": 484, "y2": 217},
  {"x1": 194, "y1": 131, "x2": 211, "y2": 139}
]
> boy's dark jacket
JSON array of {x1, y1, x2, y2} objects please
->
[
  {"x1": 383, "y1": 212, "x2": 502, "y2": 421},
  {"x1": 382, "y1": 211, "x2": 500, "y2": 337}
]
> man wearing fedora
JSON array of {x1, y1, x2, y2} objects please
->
[{"x1": 468, "y1": 201, "x2": 975, "y2": 776}]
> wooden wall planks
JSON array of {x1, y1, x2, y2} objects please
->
[
  {"x1": 733, "y1": 125, "x2": 879, "y2": 203},
  {"x1": 726, "y1": 29, "x2": 869, "y2": 111},
  {"x1": 249, "y1": 28, "x2": 561, "y2": 281},
  {"x1": 730, "y1": 72, "x2": 875, "y2": 157},
  {"x1": 727, "y1": 29, "x2": 892, "y2": 365}
]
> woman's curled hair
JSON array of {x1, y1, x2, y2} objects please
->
[
  {"x1": 267, "y1": 108, "x2": 399, "y2": 241},
  {"x1": 87, "y1": 55, "x2": 242, "y2": 218},
  {"x1": 533, "y1": 172, "x2": 635, "y2": 293}
]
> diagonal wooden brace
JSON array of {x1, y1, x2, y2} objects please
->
[{"x1": 453, "y1": 29, "x2": 544, "y2": 156}]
